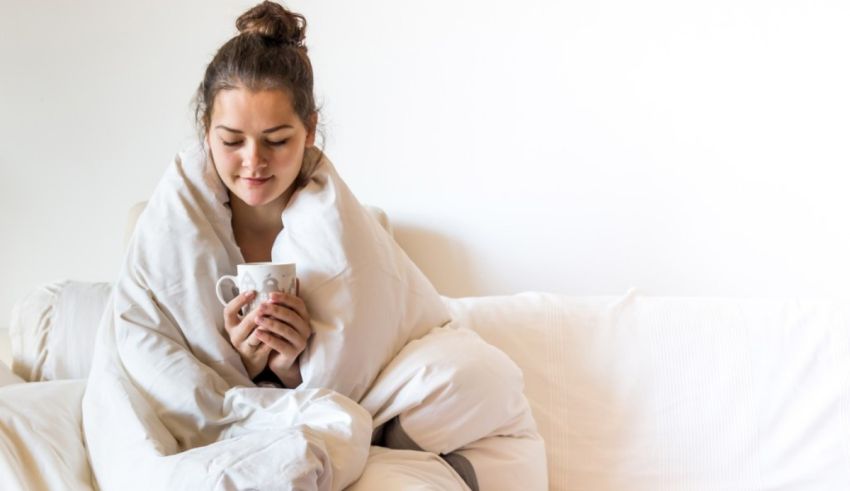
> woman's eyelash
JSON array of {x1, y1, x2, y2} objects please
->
[{"x1": 221, "y1": 140, "x2": 288, "y2": 147}]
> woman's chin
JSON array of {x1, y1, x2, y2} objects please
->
[
  {"x1": 232, "y1": 181, "x2": 290, "y2": 209},
  {"x1": 235, "y1": 190, "x2": 275, "y2": 208}
]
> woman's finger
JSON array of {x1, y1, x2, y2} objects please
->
[
  {"x1": 259, "y1": 302, "x2": 311, "y2": 340},
  {"x1": 246, "y1": 333, "x2": 272, "y2": 354},
  {"x1": 267, "y1": 291, "x2": 310, "y2": 325},
  {"x1": 259, "y1": 302, "x2": 301, "y2": 327},
  {"x1": 223, "y1": 290, "x2": 256, "y2": 328},
  {"x1": 255, "y1": 328, "x2": 300, "y2": 356},
  {"x1": 256, "y1": 317, "x2": 308, "y2": 352},
  {"x1": 230, "y1": 304, "x2": 264, "y2": 346}
]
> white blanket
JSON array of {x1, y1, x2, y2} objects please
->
[
  {"x1": 82, "y1": 144, "x2": 371, "y2": 490},
  {"x1": 271, "y1": 148, "x2": 453, "y2": 402},
  {"x1": 82, "y1": 143, "x2": 546, "y2": 490}
]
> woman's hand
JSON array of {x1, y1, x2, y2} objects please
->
[
  {"x1": 256, "y1": 287, "x2": 312, "y2": 388},
  {"x1": 223, "y1": 290, "x2": 272, "y2": 379}
]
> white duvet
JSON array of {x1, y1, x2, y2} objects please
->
[{"x1": 76, "y1": 144, "x2": 545, "y2": 490}]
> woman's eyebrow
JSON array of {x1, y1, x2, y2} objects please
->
[
  {"x1": 263, "y1": 124, "x2": 294, "y2": 133},
  {"x1": 214, "y1": 124, "x2": 294, "y2": 133}
]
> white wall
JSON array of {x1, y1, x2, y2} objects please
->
[{"x1": 2, "y1": 0, "x2": 850, "y2": 324}]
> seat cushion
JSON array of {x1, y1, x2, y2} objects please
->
[{"x1": 0, "y1": 380, "x2": 93, "y2": 489}]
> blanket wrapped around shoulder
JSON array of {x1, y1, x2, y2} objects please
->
[{"x1": 82, "y1": 144, "x2": 381, "y2": 490}]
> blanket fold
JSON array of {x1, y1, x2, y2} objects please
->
[{"x1": 271, "y1": 150, "x2": 452, "y2": 402}]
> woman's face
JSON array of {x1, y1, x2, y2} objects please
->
[{"x1": 206, "y1": 87, "x2": 315, "y2": 209}]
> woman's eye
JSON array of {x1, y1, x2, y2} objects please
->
[
  {"x1": 222, "y1": 140, "x2": 242, "y2": 147},
  {"x1": 268, "y1": 139, "x2": 288, "y2": 146}
]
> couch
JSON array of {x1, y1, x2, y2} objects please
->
[{"x1": 2, "y1": 206, "x2": 849, "y2": 490}]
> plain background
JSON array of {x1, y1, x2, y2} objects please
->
[{"x1": 2, "y1": 0, "x2": 850, "y2": 327}]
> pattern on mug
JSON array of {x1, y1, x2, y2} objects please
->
[
  {"x1": 240, "y1": 275, "x2": 257, "y2": 294},
  {"x1": 259, "y1": 274, "x2": 280, "y2": 303}
]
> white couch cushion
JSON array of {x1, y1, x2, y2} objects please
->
[
  {"x1": 0, "y1": 380, "x2": 93, "y2": 489},
  {"x1": 445, "y1": 291, "x2": 850, "y2": 491},
  {"x1": 10, "y1": 280, "x2": 112, "y2": 381}
]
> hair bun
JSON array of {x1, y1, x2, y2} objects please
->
[{"x1": 236, "y1": 1, "x2": 306, "y2": 47}]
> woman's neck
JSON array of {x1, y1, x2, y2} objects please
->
[
  {"x1": 232, "y1": 200, "x2": 280, "y2": 233},
  {"x1": 230, "y1": 191, "x2": 292, "y2": 263}
]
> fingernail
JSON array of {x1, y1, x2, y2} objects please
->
[{"x1": 245, "y1": 290, "x2": 256, "y2": 298}]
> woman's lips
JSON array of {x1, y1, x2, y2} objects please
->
[{"x1": 242, "y1": 176, "x2": 272, "y2": 187}]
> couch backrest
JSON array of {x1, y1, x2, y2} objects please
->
[{"x1": 446, "y1": 291, "x2": 850, "y2": 491}]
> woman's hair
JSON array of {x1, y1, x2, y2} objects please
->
[{"x1": 194, "y1": 1, "x2": 322, "y2": 186}]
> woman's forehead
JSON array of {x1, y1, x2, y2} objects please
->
[{"x1": 211, "y1": 87, "x2": 299, "y2": 126}]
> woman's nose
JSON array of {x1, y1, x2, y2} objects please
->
[{"x1": 241, "y1": 142, "x2": 268, "y2": 170}]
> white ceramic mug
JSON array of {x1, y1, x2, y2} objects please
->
[{"x1": 216, "y1": 262, "x2": 296, "y2": 312}]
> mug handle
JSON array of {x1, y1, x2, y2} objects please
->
[{"x1": 215, "y1": 275, "x2": 238, "y2": 306}]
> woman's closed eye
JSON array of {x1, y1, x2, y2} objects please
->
[{"x1": 221, "y1": 139, "x2": 288, "y2": 147}]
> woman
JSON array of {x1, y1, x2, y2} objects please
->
[
  {"x1": 195, "y1": 2, "x2": 319, "y2": 389},
  {"x1": 83, "y1": 2, "x2": 546, "y2": 490},
  {"x1": 83, "y1": 4, "x2": 373, "y2": 489}
]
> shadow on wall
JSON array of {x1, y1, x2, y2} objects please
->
[{"x1": 392, "y1": 224, "x2": 480, "y2": 298}]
